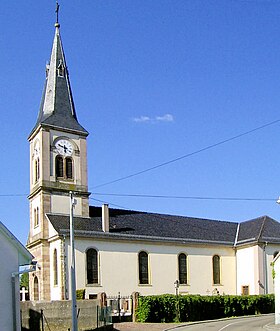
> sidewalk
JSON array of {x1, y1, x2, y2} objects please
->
[
  {"x1": 112, "y1": 314, "x2": 279, "y2": 331},
  {"x1": 113, "y1": 322, "x2": 184, "y2": 331}
]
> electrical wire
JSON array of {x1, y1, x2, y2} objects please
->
[
  {"x1": 89, "y1": 197, "x2": 127, "y2": 209},
  {"x1": 91, "y1": 118, "x2": 280, "y2": 189},
  {"x1": 0, "y1": 192, "x2": 276, "y2": 203},
  {"x1": 92, "y1": 192, "x2": 276, "y2": 202}
]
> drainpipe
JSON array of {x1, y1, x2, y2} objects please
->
[
  {"x1": 263, "y1": 242, "x2": 268, "y2": 294},
  {"x1": 234, "y1": 224, "x2": 240, "y2": 295},
  {"x1": 11, "y1": 272, "x2": 17, "y2": 331}
]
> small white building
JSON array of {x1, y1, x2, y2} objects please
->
[
  {"x1": 0, "y1": 221, "x2": 34, "y2": 331},
  {"x1": 274, "y1": 253, "x2": 280, "y2": 324}
]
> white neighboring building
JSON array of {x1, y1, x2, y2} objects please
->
[
  {"x1": 26, "y1": 18, "x2": 280, "y2": 302},
  {"x1": 274, "y1": 253, "x2": 280, "y2": 324},
  {"x1": 0, "y1": 221, "x2": 33, "y2": 331}
]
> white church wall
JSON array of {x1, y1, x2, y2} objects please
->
[
  {"x1": 236, "y1": 245, "x2": 260, "y2": 295},
  {"x1": 237, "y1": 244, "x2": 280, "y2": 296},
  {"x1": 65, "y1": 238, "x2": 236, "y2": 298}
]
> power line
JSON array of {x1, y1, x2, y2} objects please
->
[
  {"x1": 0, "y1": 192, "x2": 275, "y2": 203},
  {"x1": 89, "y1": 197, "x2": 127, "y2": 209},
  {"x1": 92, "y1": 192, "x2": 276, "y2": 202},
  {"x1": 91, "y1": 118, "x2": 280, "y2": 189}
]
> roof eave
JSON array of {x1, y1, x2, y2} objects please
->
[{"x1": 56, "y1": 229, "x2": 235, "y2": 247}]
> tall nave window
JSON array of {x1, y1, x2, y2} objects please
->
[
  {"x1": 86, "y1": 248, "x2": 98, "y2": 284},
  {"x1": 138, "y1": 251, "x2": 149, "y2": 285},
  {"x1": 212, "y1": 255, "x2": 221, "y2": 285},
  {"x1": 178, "y1": 253, "x2": 187, "y2": 285}
]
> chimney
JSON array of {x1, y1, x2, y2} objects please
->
[{"x1": 102, "y1": 204, "x2": 109, "y2": 232}]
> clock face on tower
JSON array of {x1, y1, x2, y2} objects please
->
[{"x1": 55, "y1": 139, "x2": 73, "y2": 156}]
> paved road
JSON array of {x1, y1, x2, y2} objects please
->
[{"x1": 167, "y1": 314, "x2": 276, "y2": 331}]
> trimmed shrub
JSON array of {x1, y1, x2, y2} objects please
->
[
  {"x1": 136, "y1": 294, "x2": 274, "y2": 323},
  {"x1": 76, "y1": 289, "x2": 85, "y2": 300}
]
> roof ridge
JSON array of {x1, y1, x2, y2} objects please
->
[{"x1": 257, "y1": 216, "x2": 267, "y2": 241}]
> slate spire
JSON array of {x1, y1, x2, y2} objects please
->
[{"x1": 30, "y1": 18, "x2": 88, "y2": 137}]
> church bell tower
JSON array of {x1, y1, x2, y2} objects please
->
[{"x1": 27, "y1": 15, "x2": 89, "y2": 300}]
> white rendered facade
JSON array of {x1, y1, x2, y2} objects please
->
[{"x1": 0, "y1": 222, "x2": 33, "y2": 331}]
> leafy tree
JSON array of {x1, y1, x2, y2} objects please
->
[{"x1": 20, "y1": 273, "x2": 29, "y2": 289}]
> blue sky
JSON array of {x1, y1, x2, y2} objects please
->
[{"x1": 1, "y1": 0, "x2": 280, "y2": 244}]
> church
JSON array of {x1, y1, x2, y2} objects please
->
[{"x1": 27, "y1": 18, "x2": 280, "y2": 302}]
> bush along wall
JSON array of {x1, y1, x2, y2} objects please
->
[
  {"x1": 136, "y1": 294, "x2": 274, "y2": 323},
  {"x1": 76, "y1": 289, "x2": 86, "y2": 300}
]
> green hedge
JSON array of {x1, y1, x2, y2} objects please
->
[
  {"x1": 76, "y1": 289, "x2": 85, "y2": 300},
  {"x1": 136, "y1": 294, "x2": 274, "y2": 323}
]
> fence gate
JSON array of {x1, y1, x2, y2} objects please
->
[{"x1": 107, "y1": 292, "x2": 133, "y2": 322}]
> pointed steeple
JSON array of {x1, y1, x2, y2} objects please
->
[{"x1": 30, "y1": 20, "x2": 88, "y2": 137}]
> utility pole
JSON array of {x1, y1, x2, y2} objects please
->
[{"x1": 70, "y1": 191, "x2": 78, "y2": 331}]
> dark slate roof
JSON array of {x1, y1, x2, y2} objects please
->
[
  {"x1": 236, "y1": 216, "x2": 280, "y2": 245},
  {"x1": 47, "y1": 207, "x2": 280, "y2": 246},
  {"x1": 47, "y1": 206, "x2": 239, "y2": 245},
  {"x1": 29, "y1": 25, "x2": 88, "y2": 137}
]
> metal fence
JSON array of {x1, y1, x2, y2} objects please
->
[
  {"x1": 96, "y1": 306, "x2": 112, "y2": 329},
  {"x1": 107, "y1": 293, "x2": 133, "y2": 322}
]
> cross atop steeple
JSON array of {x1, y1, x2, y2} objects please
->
[{"x1": 55, "y1": 1, "x2": 60, "y2": 27}]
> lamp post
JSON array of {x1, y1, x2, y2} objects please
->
[
  {"x1": 174, "y1": 280, "x2": 179, "y2": 322},
  {"x1": 174, "y1": 280, "x2": 179, "y2": 296},
  {"x1": 70, "y1": 191, "x2": 78, "y2": 331}
]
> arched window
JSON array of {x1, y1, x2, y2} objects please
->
[
  {"x1": 66, "y1": 157, "x2": 73, "y2": 179},
  {"x1": 55, "y1": 155, "x2": 74, "y2": 179},
  {"x1": 34, "y1": 207, "x2": 39, "y2": 227},
  {"x1": 35, "y1": 158, "x2": 40, "y2": 182},
  {"x1": 138, "y1": 251, "x2": 149, "y2": 285},
  {"x1": 86, "y1": 248, "x2": 98, "y2": 284},
  {"x1": 53, "y1": 249, "x2": 58, "y2": 286},
  {"x1": 178, "y1": 253, "x2": 187, "y2": 285},
  {"x1": 34, "y1": 276, "x2": 39, "y2": 301},
  {"x1": 213, "y1": 255, "x2": 221, "y2": 285},
  {"x1": 56, "y1": 156, "x2": 64, "y2": 177}
]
